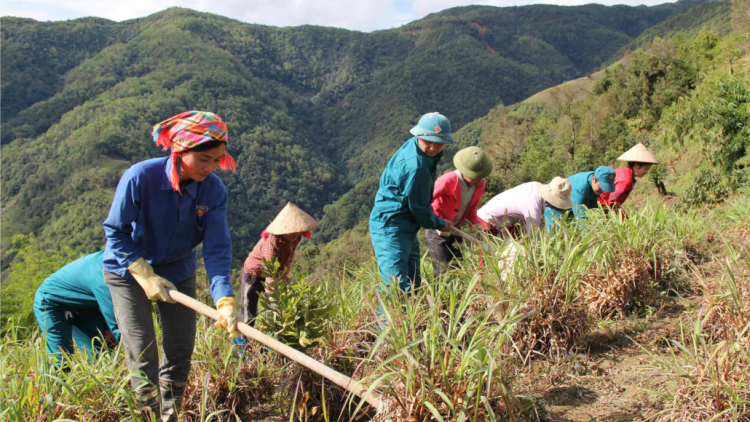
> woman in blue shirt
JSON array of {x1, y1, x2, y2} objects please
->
[{"x1": 102, "y1": 111, "x2": 239, "y2": 421}]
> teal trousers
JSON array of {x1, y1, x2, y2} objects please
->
[{"x1": 369, "y1": 221, "x2": 422, "y2": 293}]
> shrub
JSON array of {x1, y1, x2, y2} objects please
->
[
  {"x1": 679, "y1": 169, "x2": 730, "y2": 209},
  {"x1": 257, "y1": 259, "x2": 338, "y2": 351}
]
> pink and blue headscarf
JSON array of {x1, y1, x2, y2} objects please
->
[{"x1": 152, "y1": 110, "x2": 237, "y2": 193}]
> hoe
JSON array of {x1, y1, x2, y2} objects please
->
[
  {"x1": 167, "y1": 290, "x2": 383, "y2": 411},
  {"x1": 167, "y1": 228, "x2": 493, "y2": 416}
]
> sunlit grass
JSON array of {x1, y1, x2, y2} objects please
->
[
  {"x1": 642, "y1": 243, "x2": 750, "y2": 422},
  {"x1": 1, "y1": 202, "x2": 739, "y2": 421}
]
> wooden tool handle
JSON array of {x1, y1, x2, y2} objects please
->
[
  {"x1": 448, "y1": 227, "x2": 499, "y2": 255},
  {"x1": 168, "y1": 290, "x2": 382, "y2": 409}
]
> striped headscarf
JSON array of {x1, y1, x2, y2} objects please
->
[{"x1": 152, "y1": 110, "x2": 237, "y2": 193}]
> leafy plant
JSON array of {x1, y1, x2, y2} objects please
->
[
  {"x1": 257, "y1": 259, "x2": 338, "y2": 351},
  {"x1": 678, "y1": 169, "x2": 730, "y2": 209},
  {"x1": 661, "y1": 74, "x2": 750, "y2": 173},
  {"x1": 648, "y1": 163, "x2": 669, "y2": 196}
]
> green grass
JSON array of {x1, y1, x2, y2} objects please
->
[
  {"x1": 641, "y1": 242, "x2": 750, "y2": 422},
  {"x1": 1, "y1": 200, "x2": 744, "y2": 421}
]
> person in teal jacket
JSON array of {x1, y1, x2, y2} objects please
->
[
  {"x1": 370, "y1": 112, "x2": 455, "y2": 293},
  {"x1": 545, "y1": 166, "x2": 616, "y2": 232},
  {"x1": 33, "y1": 251, "x2": 119, "y2": 365}
]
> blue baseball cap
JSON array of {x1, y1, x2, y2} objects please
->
[
  {"x1": 409, "y1": 112, "x2": 455, "y2": 144},
  {"x1": 594, "y1": 166, "x2": 616, "y2": 193}
]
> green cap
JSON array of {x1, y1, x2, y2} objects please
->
[{"x1": 453, "y1": 147, "x2": 492, "y2": 180}]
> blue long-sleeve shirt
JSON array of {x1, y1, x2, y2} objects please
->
[
  {"x1": 545, "y1": 171, "x2": 599, "y2": 231},
  {"x1": 567, "y1": 171, "x2": 600, "y2": 219},
  {"x1": 370, "y1": 137, "x2": 446, "y2": 233},
  {"x1": 103, "y1": 157, "x2": 233, "y2": 302},
  {"x1": 35, "y1": 251, "x2": 120, "y2": 341}
]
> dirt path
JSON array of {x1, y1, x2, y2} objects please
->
[{"x1": 517, "y1": 300, "x2": 689, "y2": 422}]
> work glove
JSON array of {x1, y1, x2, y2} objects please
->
[
  {"x1": 128, "y1": 258, "x2": 176, "y2": 303},
  {"x1": 215, "y1": 297, "x2": 241, "y2": 338},
  {"x1": 439, "y1": 220, "x2": 454, "y2": 236}
]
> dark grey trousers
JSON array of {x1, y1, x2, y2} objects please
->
[
  {"x1": 425, "y1": 228, "x2": 464, "y2": 276},
  {"x1": 240, "y1": 270, "x2": 264, "y2": 326},
  {"x1": 104, "y1": 270, "x2": 197, "y2": 390}
]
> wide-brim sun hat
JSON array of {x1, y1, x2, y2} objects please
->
[
  {"x1": 617, "y1": 142, "x2": 659, "y2": 164},
  {"x1": 453, "y1": 146, "x2": 493, "y2": 180},
  {"x1": 594, "y1": 166, "x2": 616, "y2": 193},
  {"x1": 538, "y1": 177, "x2": 574, "y2": 209},
  {"x1": 265, "y1": 202, "x2": 319, "y2": 235},
  {"x1": 410, "y1": 112, "x2": 455, "y2": 144}
]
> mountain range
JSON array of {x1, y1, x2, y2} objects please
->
[{"x1": 0, "y1": 0, "x2": 730, "y2": 268}]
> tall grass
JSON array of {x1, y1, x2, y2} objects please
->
[
  {"x1": 360, "y1": 274, "x2": 529, "y2": 421},
  {"x1": 0, "y1": 322, "x2": 138, "y2": 421},
  {"x1": 495, "y1": 224, "x2": 596, "y2": 359},
  {"x1": 644, "y1": 243, "x2": 750, "y2": 421},
  {"x1": 0, "y1": 203, "x2": 722, "y2": 421},
  {"x1": 579, "y1": 206, "x2": 705, "y2": 318}
]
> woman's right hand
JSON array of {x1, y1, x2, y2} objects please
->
[
  {"x1": 440, "y1": 220, "x2": 454, "y2": 233},
  {"x1": 128, "y1": 258, "x2": 177, "y2": 303}
]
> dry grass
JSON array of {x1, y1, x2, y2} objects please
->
[
  {"x1": 582, "y1": 249, "x2": 655, "y2": 319},
  {"x1": 646, "y1": 245, "x2": 750, "y2": 422},
  {"x1": 511, "y1": 273, "x2": 589, "y2": 360},
  {"x1": 0, "y1": 203, "x2": 728, "y2": 421}
]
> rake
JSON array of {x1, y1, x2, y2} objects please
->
[{"x1": 167, "y1": 290, "x2": 383, "y2": 411}]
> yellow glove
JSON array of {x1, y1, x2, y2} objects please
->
[
  {"x1": 215, "y1": 297, "x2": 241, "y2": 338},
  {"x1": 128, "y1": 258, "x2": 176, "y2": 303},
  {"x1": 436, "y1": 229, "x2": 451, "y2": 237}
]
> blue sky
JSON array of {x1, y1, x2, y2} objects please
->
[{"x1": 1, "y1": 0, "x2": 680, "y2": 31}]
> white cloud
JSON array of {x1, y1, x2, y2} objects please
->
[{"x1": 0, "y1": 0, "x2": 679, "y2": 31}]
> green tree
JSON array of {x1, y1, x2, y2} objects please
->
[{"x1": 660, "y1": 74, "x2": 750, "y2": 174}]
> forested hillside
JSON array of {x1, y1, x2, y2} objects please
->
[
  {"x1": 297, "y1": 2, "x2": 748, "y2": 281},
  {"x1": 2, "y1": 21, "x2": 749, "y2": 420},
  {"x1": 611, "y1": 0, "x2": 734, "y2": 62},
  {"x1": 0, "y1": 0, "x2": 720, "y2": 283},
  {"x1": 1, "y1": 1, "x2": 749, "y2": 419}
]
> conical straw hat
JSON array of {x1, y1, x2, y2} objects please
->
[
  {"x1": 617, "y1": 143, "x2": 658, "y2": 164},
  {"x1": 265, "y1": 202, "x2": 319, "y2": 235}
]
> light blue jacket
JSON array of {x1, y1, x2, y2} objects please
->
[
  {"x1": 545, "y1": 171, "x2": 600, "y2": 231},
  {"x1": 567, "y1": 171, "x2": 600, "y2": 219}
]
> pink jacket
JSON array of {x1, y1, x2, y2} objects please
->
[
  {"x1": 431, "y1": 171, "x2": 485, "y2": 227},
  {"x1": 598, "y1": 167, "x2": 635, "y2": 212}
]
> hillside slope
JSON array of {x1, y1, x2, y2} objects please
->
[
  {"x1": 611, "y1": 0, "x2": 733, "y2": 63},
  {"x1": 0, "y1": 0, "x2": 711, "y2": 266},
  {"x1": 520, "y1": 1, "x2": 733, "y2": 105}
]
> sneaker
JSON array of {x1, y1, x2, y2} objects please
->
[
  {"x1": 135, "y1": 385, "x2": 161, "y2": 421},
  {"x1": 160, "y1": 379, "x2": 185, "y2": 422}
]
